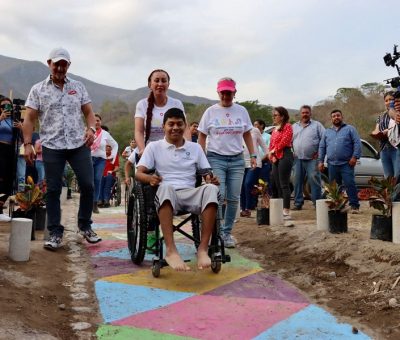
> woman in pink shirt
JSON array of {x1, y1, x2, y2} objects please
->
[{"x1": 269, "y1": 106, "x2": 294, "y2": 219}]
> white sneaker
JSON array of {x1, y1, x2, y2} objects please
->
[
  {"x1": 0, "y1": 213, "x2": 11, "y2": 222},
  {"x1": 283, "y1": 212, "x2": 292, "y2": 220},
  {"x1": 44, "y1": 235, "x2": 63, "y2": 250},
  {"x1": 222, "y1": 234, "x2": 236, "y2": 248},
  {"x1": 80, "y1": 228, "x2": 102, "y2": 244}
]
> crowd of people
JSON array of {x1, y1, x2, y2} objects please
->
[{"x1": 1, "y1": 46, "x2": 400, "y2": 271}]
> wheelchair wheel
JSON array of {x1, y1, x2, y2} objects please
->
[
  {"x1": 209, "y1": 219, "x2": 222, "y2": 274},
  {"x1": 115, "y1": 178, "x2": 122, "y2": 206},
  {"x1": 191, "y1": 215, "x2": 201, "y2": 249},
  {"x1": 211, "y1": 260, "x2": 221, "y2": 273},
  {"x1": 125, "y1": 177, "x2": 133, "y2": 214},
  {"x1": 127, "y1": 183, "x2": 148, "y2": 265},
  {"x1": 152, "y1": 260, "x2": 161, "y2": 278}
]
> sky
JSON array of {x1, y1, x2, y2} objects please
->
[{"x1": 1, "y1": 0, "x2": 400, "y2": 108}]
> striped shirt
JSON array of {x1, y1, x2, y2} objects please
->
[{"x1": 376, "y1": 111, "x2": 391, "y2": 150}]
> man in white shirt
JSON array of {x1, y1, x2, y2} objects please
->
[
  {"x1": 23, "y1": 47, "x2": 101, "y2": 250},
  {"x1": 136, "y1": 108, "x2": 219, "y2": 271}
]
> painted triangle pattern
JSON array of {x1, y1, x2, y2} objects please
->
[{"x1": 88, "y1": 205, "x2": 370, "y2": 339}]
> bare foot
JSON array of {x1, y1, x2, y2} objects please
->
[
  {"x1": 197, "y1": 249, "x2": 212, "y2": 270},
  {"x1": 165, "y1": 252, "x2": 191, "y2": 271}
]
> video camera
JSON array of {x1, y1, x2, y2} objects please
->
[
  {"x1": 383, "y1": 45, "x2": 400, "y2": 98},
  {"x1": 12, "y1": 98, "x2": 25, "y2": 122}
]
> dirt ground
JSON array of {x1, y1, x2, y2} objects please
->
[
  {"x1": 0, "y1": 197, "x2": 100, "y2": 340},
  {"x1": 234, "y1": 200, "x2": 400, "y2": 340},
  {"x1": 1, "y1": 197, "x2": 400, "y2": 339}
]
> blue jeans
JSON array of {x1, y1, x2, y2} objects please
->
[
  {"x1": 259, "y1": 161, "x2": 272, "y2": 189},
  {"x1": 99, "y1": 174, "x2": 115, "y2": 202},
  {"x1": 207, "y1": 151, "x2": 245, "y2": 235},
  {"x1": 35, "y1": 160, "x2": 45, "y2": 184},
  {"x1": 92, "y1": 157, "x2": 106, "y2": 201},
  {"x1": 293, "y1": 158, "x2": 322, "y2": 207},
  {"x1": 328, "y1": 163, "x2": 359, "y2": 208},
  {"x1": 240, "y1": 167, "x2": 260, "y2": 210},
  {"x1": 43, "y1": 145, "x2": 94, "y2": 235},
  {"x1": 17, "y1": 156, "x2": 26, "y2": 192},
  {"x1": 381, "y1": 144, "x2": 398, "y2": 178}
]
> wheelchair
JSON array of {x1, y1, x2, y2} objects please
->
[
  {"x1": 109, "y1": 176, "x2": 122, "y2": 207},
  {"x1": 126, "y1": 180, "x2": 231, "y2": 277}
]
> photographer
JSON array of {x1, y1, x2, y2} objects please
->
[
  {"x1": 395, "y1": 97, "x2": 400, "y2": 121},
  {"x1": 0, "y1": 97, "x2": 21, "y2": 220}
]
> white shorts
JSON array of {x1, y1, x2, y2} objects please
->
[{"x1": 155, "y1": 184, "x2": 219, "y2": 215}]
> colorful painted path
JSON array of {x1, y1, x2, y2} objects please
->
[{"x1": 86, "y1": 205, "x2": 371, "y2": 339}]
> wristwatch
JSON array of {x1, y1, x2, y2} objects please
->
[{"x1": 89, "y1": 126, "x2": 96, "y2": 134}]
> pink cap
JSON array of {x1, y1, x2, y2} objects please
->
[{"x1": 217, "y1": 78, "x2": 236, "y2": 92}]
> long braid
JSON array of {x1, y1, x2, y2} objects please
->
[
  {"x1": 145, "y1": 91, "x2": 155, "y2": 145},
  {"x1": 144, "y1": 69, "x2": 170, "y2": 145}
]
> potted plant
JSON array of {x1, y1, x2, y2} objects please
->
[
  {"x1": 252, "y1": 179, "x2": 270, "y2": 225},
  {"x1": 366, "y1": 176, "x2": 400, "y2": 242},
  {"x1": 11, "y1": 176, "x2": 47, "y2": 240},
  {"x1": 323, "y1": 179, "x2": 348, "y2": 233},
  {"x1": 64, "y1": 165, "x2": 75, "y2": 199}
]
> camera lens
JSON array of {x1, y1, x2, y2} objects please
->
[{"x1": 1, "y1": 103, "x2": 13, "y2": 111}]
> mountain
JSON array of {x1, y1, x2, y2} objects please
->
[{"x1": 0, "y1": 54, "x2": 215, "y2": 110}]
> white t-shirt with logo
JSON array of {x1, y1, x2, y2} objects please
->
[
  {"x1": 134, "y1": 96, "x2": 185, "y2": 143},
  {"x1": 137, "y1": 139, "x2": 211, "y2": 189},
  {"x1": 198, "y1": 103, "x2": 253, "y2": 155}
]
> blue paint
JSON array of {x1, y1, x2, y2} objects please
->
[
  {"x1": 253, "y1": 304, "x2": 370, "y2": 339},
  {"x1": 95, "y1": 243, "x2": 197, "y2": 262},
  {"x1": 92, "y1": 223, "x2": 125, "y2": 229},
  {"x1": 95, "y1": 281, "x2": 195, "y2": 323},
  {"x1": 96, "y1": 248, "x2": 131, "y2": 260}
]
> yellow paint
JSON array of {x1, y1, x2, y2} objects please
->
[{"x1": 102, "y1": 265, "x2": 261, "y2": 294}]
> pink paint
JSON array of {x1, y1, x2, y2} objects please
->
[
  {"x1": 112, "y1": 295, "x2": 308, "y2": 340},
  {"x1": 85, "y1": 240, "x2": 127, "y2": 255},
  {"x1": 91, "y1": 257, "x2": 149, "y2": 278}
]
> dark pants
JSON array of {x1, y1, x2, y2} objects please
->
[
  {"x1": 271, "y1": 148, "x2": 294, "y2": 209},
  {"x1": 43, "y1": 145, "x2": 94, "y2": 235},
  {"x1": 99, "y1": 174, "x2": 116, "y2": 202},
  {"x1": 0, "y1": 143, "x2": 14, "y2": 210},
  {"x1": 240, "y1": 167, "x2": 260, "y2": 210},
  {"x1": 328, "y1": 163, "x2": 360, "y2": 208}
]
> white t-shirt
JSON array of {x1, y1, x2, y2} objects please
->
[
  {"x1": 123, "y1": 146, "x2": 133, "y2": 158},
  {"x1": 198, "y1": 103, "x2": 253, "y2": 155},
  {"x1": 127, "y1": 147, "x2": 139, "y2": 164},
  {"x1": 137, "y1": 139, "x2": 211, "y2": 189},
  {"x1": 134, "y1": 96, "x2": 185, "y2": 143},
  {"x1": 243, "y1": 127, "x2": 268, "y2": 168}
]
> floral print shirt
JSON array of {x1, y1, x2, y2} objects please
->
[{"x1": 25, "y1": 76, "x2": 91, "y2": 150}]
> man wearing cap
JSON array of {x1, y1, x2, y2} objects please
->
[{"x1": 23, "y1": 47, "x2": 102, "y2": 250}]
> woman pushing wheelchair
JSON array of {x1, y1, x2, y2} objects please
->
[{"x1": 135, "y1": 108, "x2": 220, "y2": 271}]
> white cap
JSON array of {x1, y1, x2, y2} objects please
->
[{"x1": 48, "y1": 47, "x2": 70, "y2": 63}]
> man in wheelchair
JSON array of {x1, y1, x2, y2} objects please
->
[{"x1": 135, "y1": 108, "x2": 219, "y2": 271}]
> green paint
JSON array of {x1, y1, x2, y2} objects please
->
[
  {"x1": 223, "y1": 249, "x2": 262, "y2": 270},
  {"x1": 96, "y1": 324, "x2": 198, "y2": 340}
]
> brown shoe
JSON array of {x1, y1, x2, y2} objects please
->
[
  {"x1": 93, "y1": 202, "x2": 99, "y2": 214},
  {"x1": 240, "y1": 210, "x2": 251, "y2": 217}
]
